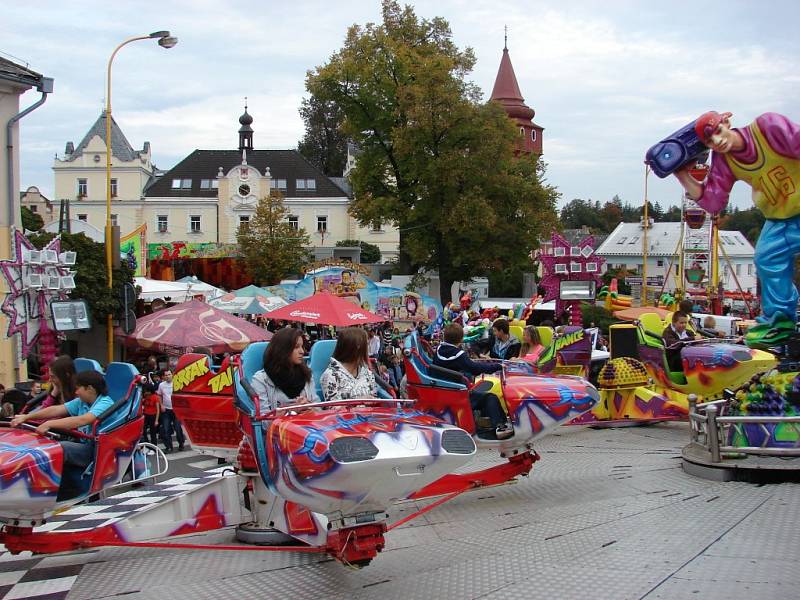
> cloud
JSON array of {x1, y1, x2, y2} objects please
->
[{"x1": 6, "y1": 0, "x2": 800, "y2": 214}]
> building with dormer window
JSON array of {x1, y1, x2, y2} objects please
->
[{"x1": 51, "y1": 107, "x2": 399, "y2": 286}]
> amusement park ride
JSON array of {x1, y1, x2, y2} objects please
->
[{"x1": 0, "y1": 109, "x2": 798, "y2": 566}]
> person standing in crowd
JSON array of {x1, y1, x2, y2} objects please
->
[
  {"x1": 141, "y1": 383, "x2": 161, "y2": 447},
  {"x1": 367, "y1": 328, "x2": 381, "y2": 359},
  {"x1": 251, "y1": 327, "x2": 318, "y2": 413},
  {"x1": 381, "y1": 322, "x2": 394, "y2": 348},
  {"x1": 320, "y1": 327, "x2": 378, "y2": 402},
  {"x1": 157, "y1": 369, "x2": 185, "y2": 453}
]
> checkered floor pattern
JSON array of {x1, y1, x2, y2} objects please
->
[{"x1": 0, "y1": 466, "x2": 229, "y2": 599}]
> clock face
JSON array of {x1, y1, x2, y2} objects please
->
[{"x1": 239, "y1": 184, "x2": 251, "y2": 197}]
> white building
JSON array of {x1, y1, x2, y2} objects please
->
[
  {"x1": 49, "y1": 108, "x2": 399, "y2": 265},
  {"x1": 596, "y1": 221, "x2": 757, "y2": 294}
]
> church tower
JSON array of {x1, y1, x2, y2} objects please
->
[
  {"x1": 490, "y1": 34, "x2": 543, "y2": 156},
  {"x1": 238, "y1": 101, "x2": 254, "y2": 152}
]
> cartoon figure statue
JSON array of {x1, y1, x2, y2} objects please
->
[{"x1": 674, "y1": 111, "x2": 800, "y2": 348}]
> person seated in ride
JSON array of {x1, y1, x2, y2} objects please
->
[
  {"x1": 699, "y1": 316, "x2": 724, "y2": 338},
  {"x1": 320, "y1": 327, "x2": 378, "y2": 402},
  {"x1": 434, "y1": 323, "x2": 512, "y2": 440},
  {"x1": 11, "y1": 370, "x2": 114, "y2": 499},
  {"x1": 36, "y1": 355, "x2": 76, "y2": 410},
  {"x1": 251, "y1": 328, "x2": 319, "y2": 414},
  {"x1": 518, "y1": 326, "x2": 545, "y2": 364},
  {"x1": 489, "y1": 318, "x2": 521, "y2": 360},
  {"x1": 662, "y1": 311, "x2": 697, "y2": 372}
]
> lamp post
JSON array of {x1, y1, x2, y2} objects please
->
[{"x1": 105, "y1": 31, "x2": 177, "y2": 364}]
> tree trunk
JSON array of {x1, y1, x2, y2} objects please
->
[{"x1": 436, "y1": 233, "x2": 454, "y2": 307}]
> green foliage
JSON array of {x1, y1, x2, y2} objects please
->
[
  {"x1": 21, "y1": 207, "x2": 43, "y2": 231},
  {"x1": 581, "y1": 302, "x2": 618, "y2": 334},
  {"x1": 306, "y1": 1, "x2": 559, "y2": 304},
  {"x1": 336, "y1": 239, "x2": 381, "y2": 263},
  {"x1": 719, "y1": 207, "x2": 765, "y2": 245},
  {"x1": 28, "y1": 231, "x2": 135, "y2": 325},
  {"x1": 297, "y1": 95, "x2": 348, "y2": 176},
  {"x1": 237, "y1": 193, "x2": 313, "y2": 285}
]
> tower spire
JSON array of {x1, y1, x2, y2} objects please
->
[
  {"x1": 238, "y1": 99, "x2": 254, "y2": 152},
  {"x1": 504, "y1": 25, "x2": 508, "y2": 51}
]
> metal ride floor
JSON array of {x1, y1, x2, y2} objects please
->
[{"x1": 2, "y1": 424, "x2": 798, "y2": 600}]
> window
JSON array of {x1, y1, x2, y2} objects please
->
[
  {"x1": 77, "y1": 214, "x2": 87, "y2": 222},
  {"x1": 296, "y1": 179, "x2": 306, "y2": 190},
  {"x1": 657, "y1": 259, "x2": 664, "y2": 267},
  {"x1": 369, "y1": 222, "x2": 385, "y2": 233},
  {"x1": 586, "y1": 262, "x2": 598, "y2": 272},
  {"x1": 110, "y1": 178, "x2": 118, "y2": 197},
  {"x1": 736, "y1": 264, "x2": 741, "y2": 275},
  {"x1": 531, "y1": 130, "x2": 537, "y2": 142},
  {"x1": 747, "y1": 264, "x2": 753, "y2": 275},
  {"x1": 317, "y1": 216, "x2": 327, "y2": 233},
  {"x1": 200, "y1": 179, "x2": 218, "y2": 189},
  {"x1": 306, "y1": 179, "x2": 316, "y2": 190},
  {"x1": 111, "y1": 214, "x2": 118, "y2": 227},
  {"x1": 77, "y1": 179, "x2": 87, "y2": 196},
  {"x1": 617, "y1": 237, "x2": 627, "y2": 244},
  {"x1": 554, "y1": 263, "x2": 568, "y2": 274},
  {"x1": 628, "y1": 236, "x2": 639, "y2": 244},
  {"x1": 171, "y1": 178, "x2": 191, "y2": 189},
  {"x1": 519, "y1": 127, "x2": 525, "y2": 136},
  {"x1": 570, "y1": 246, "x2": 581, "y2": 257},
  {"x1": 273, "y1": 179, "x2": 287, "y2": 189},
  {"x1": 190, "y1": 215, "x2": 201, "y2": 233},
  {"x1": 570, "y1": 262, "x2": 582, "y2": 273},
  {"x1": 554, "y1": 247, "x2": 566, "y2": 257},
  {"x1": 30, "y1": 205, "x2": 37, "y2": 213},
  {"x1": 239, "y1": 215, "x2": 250, "y2": 228},
  {"x1": 157, "y1": 215, "x2": 168, "y2": 233},
  {"x1": 288, "y1": 215, "x2": 299, "y2": 230}
]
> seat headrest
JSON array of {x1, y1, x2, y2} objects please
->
[
  {"x1": 241, "y1": 342, "x2": 269, "y2": 381},
  {"x1": 105, "y1": 362, "x2": 138, "y2": 403},
  {"x1": 75, "y1": 357, "x2": 104, "y2": 374}
]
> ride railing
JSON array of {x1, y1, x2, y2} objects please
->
[{"x1": 687, "y1": 395, "x2": 800, "y2": 462}]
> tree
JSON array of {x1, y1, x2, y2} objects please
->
[
  {"x1": 305, "y1": 1, "x2": 559, "y2": 304},
  {"x1": 297, "y1": 95, "x2": 348, "y2": 176},
  {"x1": 21, "y1": 206, "x2": 43, "y2": 231},
  {"x1": 719, "y1": 207, "x2": 765, "y2": 245},
  {"x1": 28, "y1": 231, "x2": 135, "y2": 326},
  {"x1": 560, "y1": 199, "x2": 607, "y2": 232},
  {"x1": 237, "y1": 193, "x2": 313, "y2": 285},
  {"x1": 662, "y1": 205, "x2": 682, "y2": 221},
  {"x1": 336, "y1": 239, "x2": 381, "y2": 263}
]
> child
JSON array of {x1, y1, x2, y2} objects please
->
[
  {"x1": 141, "y1": 388, "x2": 161, "y2": 446},
  {"x1": 12, "y1": 370, "x2": 113, "y2": 499}
]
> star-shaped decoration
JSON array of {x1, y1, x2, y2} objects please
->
[
  {"x1": 0, "y1": 229, "x2": 68, "y2": 359},
  {"x1": 538, "y1": 231, "x2": 605, "y2": 316}
]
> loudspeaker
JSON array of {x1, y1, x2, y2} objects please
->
[{"x1": 610, "y1": 325, "x2": 640, "y2": 359}]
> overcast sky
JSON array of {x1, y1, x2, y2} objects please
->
[{"x1": 5, "y1": 0, "x2": 800, "y2": 213}]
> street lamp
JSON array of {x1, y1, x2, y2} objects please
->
[{"x1": 105, "y1": 30, "x2": 177, "y2": 363}]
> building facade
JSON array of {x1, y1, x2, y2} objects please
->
[
  {"x1": 50, "y1": 109, "x2": 400, "y2": 269},
  {"x1": 596, "y1": 221, "x2": 758, "y2": 295}
]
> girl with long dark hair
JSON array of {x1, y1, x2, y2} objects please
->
[{"x1": 251, "y1": 328, "x2": 318, "y2": 413}]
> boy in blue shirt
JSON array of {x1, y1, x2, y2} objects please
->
[{"x1": 12, "y1": 370, "x2": 114, "y2": 498}]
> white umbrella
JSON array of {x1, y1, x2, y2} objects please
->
[
  {"x1": 134, "y1": 277, "x2": 194, "y2": 302},
  {"x1": 176, "y1": 275, "x2": 225, "y2": 301},
  {"x1": 208, "y1": 293, "x2": 288, "y2": 315}
]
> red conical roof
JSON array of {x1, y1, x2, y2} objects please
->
[{"x1": 490, "y1": 48, "x2": 535, "y2": 121}]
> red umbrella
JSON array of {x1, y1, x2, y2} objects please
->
[
  {"x1": 119, "y1": 299, "x2": 272, "y2": 353},
  {"x1": 265, "y1": 292, "x2": 385, "y2": 327}
]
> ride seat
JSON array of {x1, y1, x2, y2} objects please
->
[
  {"x1": 234, "y1": 342, "x2": 269, "y2": 416},
  {"x1": 509, "y1": 325, "x2": 524, "y2": 342},
  {"x1": 536, "y1": 326, "x2": 554, "y2": 349},
  {"x1": 74, "y1": 357, "x2": 103, "y2": 374},
  {"x1": 97, "y1": 362, "x2": 142, "y2": 433},
  {"x1": 309, "y1": 339, "x2": 337, "y2": 400},
  {"x1": 639, "y1": 313, "x2": 667, "y2": 339}
]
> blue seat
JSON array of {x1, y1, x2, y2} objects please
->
[
  {"x1": 97, "y1": 362, "x2": 141, "y2": 433},
  {"x1": 234, "y1": 342, "x2": 269, "y2": 416},
  {"x1": 308, "y1": 339, "x2": 337, "y2": 400},
  {"x1": 74, "y1": 357, "x2": 103, "y2": 374},
  {"x1": 403, "y1": 335, "x2": 466, "y2": 391}
]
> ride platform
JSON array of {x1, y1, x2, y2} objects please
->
[{"x1": 2, "y1": 424, "x2": 797, "y2": 600}]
